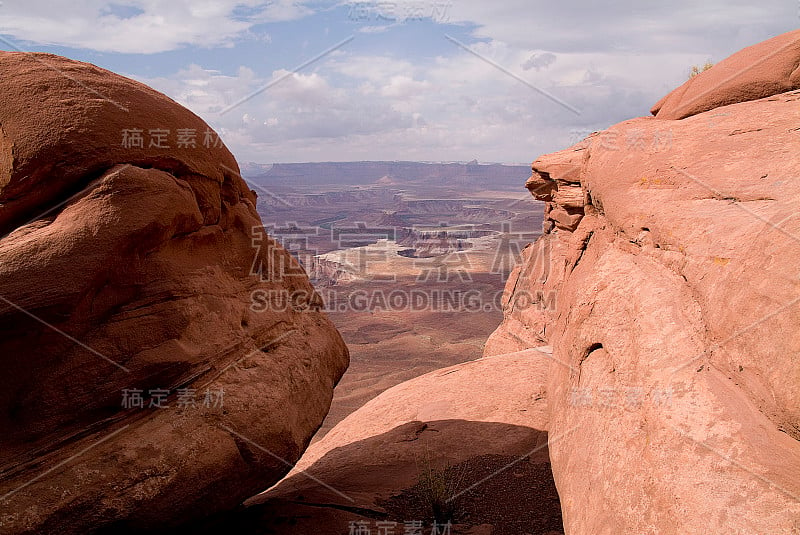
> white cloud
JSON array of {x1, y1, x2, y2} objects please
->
[
  {"x1": 267, "y1": 70, "x2": 332, "y2": 104},
  {"x1": 380, "y1": 75, "x2": 430, "y2": 98},
  {"x1": 134, "y1": 14, "x2": 785, "y2": 164},
  {"x1": 0, "y1": 0, "x2": 313, "y2": 53},
  {"x1": 386, "y1": 0, "x2": 793, "y2": 55},
  {"x1": 132, "y1": 48, "x2": 594, "y2": 162},
  {"x1": 522, "y1": 52, "x2": 556, "y2": 71},
  {"x1": 328, "y1": 55, "x2": 419, "y2": 83},
  {"x1": 357, "y1": 25, "x2": 394, "y2": 34},
  {"x1": 3, "y1": 0, "x2": 794, "y2": 163}
]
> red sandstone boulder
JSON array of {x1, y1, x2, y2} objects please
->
[
  {"x1": 652, "y1": 29, "x2": 800, "y2": 119},
  {"x1": 0, "y1": 52, "x2": 348, "y2": 534}
]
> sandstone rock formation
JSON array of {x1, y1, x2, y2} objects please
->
[
  {"x1": 0, "y1": 52, "x2": 348, "y2": 534},
  {"x1": 652, "y1": 29, "x2": 800, "y2": 119},
  {"x1": 226, "y1": 349, "x2": 562, "y2": 535},
  {"x1": 489, "y1": 32, "x2": 800, "y2": 534}
]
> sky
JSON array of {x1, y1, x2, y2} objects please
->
[{"x1": 0, "y1": 1, "x2": 796, "y2": 164}]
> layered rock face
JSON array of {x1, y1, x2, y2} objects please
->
[
  {"x1": 489, "y1": 30, "x2": 800, "y2": 533},
  {"x1": 0, "y1": 52, "x2": 348, "y2": 533}
]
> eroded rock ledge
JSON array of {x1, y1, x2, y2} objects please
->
[{"x1": 525, "y1": 138, "x2": 590, "y2": 234}]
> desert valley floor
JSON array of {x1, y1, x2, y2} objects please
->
[{"x1": 245, "y1": 161, "x2": 541, "y2": 438}]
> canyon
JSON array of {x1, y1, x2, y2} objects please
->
[
  {"x1": 1, "y1": 28, "x2": 799, "y2": 535},
  {"x1": 244, "y1": 162, "x2": 538, "y2": 439}
]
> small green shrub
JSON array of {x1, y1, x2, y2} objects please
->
[
  {"x1": 690, "y1": 61, "x2": 714, "y2": 78},
  {"x1": 416, "y1": 447, "x2": 469, "y2": 525}
]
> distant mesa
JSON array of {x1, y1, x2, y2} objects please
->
[{"x1": 243, "y1": 161, "x2": 529, "y2": 189}]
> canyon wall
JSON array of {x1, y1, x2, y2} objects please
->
[{"x1": 487, "y1": 29, "x2": 800, "y2": 534}]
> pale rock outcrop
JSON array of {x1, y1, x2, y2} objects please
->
[{"x1": 0, "y1": 52, "x2": 348, "y2": 534}]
